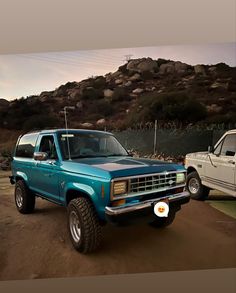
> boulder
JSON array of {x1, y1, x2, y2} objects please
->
[
  {"x1": 0, "y1": 99, "x2": 9, "y2": 108},
  {"x1": 206, "y1": 104, "x2": 222, "y2": 113},
  {"x1": 145, "y1": 86, "x2": 156, "y2": 91},
  {"x1": 129, "y1": 93, "x2": 138, "y2": 98},
  {"x1": 115, "y1": 79, "x2": 123, "y2": 85},
  {"x1": 103, "y1": 89, "x2": 114, "y2": 99},
  {"x1": 194, "y1": 65, "x2": 206, "y2": 75},
  {"x1": 129, "y1": 73, "x2": 141, "y2": 81},
  {"x1": 159, "y1": 62, "x2": 175, "y2": 74},
  {"x1": 124, "y1": 81, "x2": 132, "y2": 87},
  {"x1": 81, "y1": 122, "x2": 93, "y2": 128},
  {"x1": 39, "y1": 96, "x2": 48, "y2": 102},
  {"x1": 96, "y1": 118, "x2": 106, "y2": 125},
  {"x1": 208, "y1": 66, "x2": 217, "y2": 73},
  {"x1": 210, "y1": 81, "x2": 228, "y2": 89},
  {"x1": 69, "y1": 90, "x2": 80, "y2": 99},
  {"x1": 111, "y1": 70, "x2": 122, "y2": 78},
  {"x1": 137, "y1": 58, "x2": 158, "y2": 72},
  {"x1": 76, "y1": 101, "x2": 83, "y2": 109},
  {"x1": 127, "y1": 59, "x2": 141, "y2": 72},
  {"x1": 127, "y1": 58, "x2": 158, "y2": 73},
  {"x1": 40, "y1": 91, "x2": 52, "y2": 97},
  {"x1": 132, "y1": 88, "x2": 144, "y2": 94},
  {"x1": 174, "y1": 61, "x2": 188, "y2": 74}
]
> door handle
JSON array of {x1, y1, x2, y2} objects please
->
[{"x1": 228, "y1": 160, "x2": 235, "y2": 164}]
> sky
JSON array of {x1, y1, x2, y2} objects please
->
[{"x1": 0, "y1": 42, "x2": 235, "y2": 101}]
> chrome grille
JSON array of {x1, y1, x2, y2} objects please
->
[{"x1": 130, "y1": 173, "x2": 177, "y2": 194}]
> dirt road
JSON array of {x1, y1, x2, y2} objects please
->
[{"x1": 0, "y1": 171, "x2": 236, "y2": 281}]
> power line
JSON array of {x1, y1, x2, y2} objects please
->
[{"x1": 17, "y1": 54, "x2": 120, "y2": 68}]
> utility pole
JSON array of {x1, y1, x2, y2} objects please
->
[{"x1": 153, "y1": 120, "x2": 157, "y2": 156}]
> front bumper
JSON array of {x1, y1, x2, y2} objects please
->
[{"x1": 105, "y1": 191, "x2": 190, "y2": 216}]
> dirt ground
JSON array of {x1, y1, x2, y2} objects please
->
[{"x1": 0, "y1": 171, "x2": 236, "y2": 281}]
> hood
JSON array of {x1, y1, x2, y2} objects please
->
[
  {"x1": 186, "y1": 151, "x2": 208, "y2": 158},
  {"x1": 62, "y1": 156, "x2": 185, "y2": 179}
]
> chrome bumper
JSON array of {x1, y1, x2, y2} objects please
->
[{"x1": 105, "y1": 191, "x2": 190, "y2": 216}]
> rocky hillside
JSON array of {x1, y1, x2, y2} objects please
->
[{"x1": 0, "y1": 58, "x2": 236, "y2": 131}]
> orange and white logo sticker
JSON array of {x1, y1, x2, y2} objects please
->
[{"x1": 154, "y1": 202, "x2": 169, "y2": 217}]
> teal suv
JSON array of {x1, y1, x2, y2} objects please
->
[{"x1": 10, "y1": 129, "x2": 190, "y2": 253}]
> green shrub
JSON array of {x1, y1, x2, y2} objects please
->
[
  {"x1": 112, "y1": 88, "x2": 129, "y2": 102},
  {"x1": 84, "y1": 76, "x2": 106, "y2": 89},
  {"x1": 87, "y1": 100, "x2": 114, "y2": 117},
  {"x1": 81, "y1": 87, "x2": 104, "y2": 100},
  {"x1": 22, "y1": 114, "x2": 59, "y2": 131},
  {"x1": 140, "y1": 70, "x2": 154, "y2": 80},
  {"x1": 156, "y1": 58, "x2": 170, "y2": 67},
  {"x1": 129, "y1": 91, "x2": 207, "y2": 123},
  {"x1": 1, "y1": 149, "x2": 12, "y2": 158},
  {"x1": 118, "y1": 64, "x2": 128, "y2": 74}
]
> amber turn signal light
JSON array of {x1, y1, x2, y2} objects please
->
[{"x1": 111, "y1": 199, "x2": 126, "y2": 207}]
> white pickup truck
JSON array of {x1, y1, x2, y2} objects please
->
[{"x1": 185, "y1": 129, "x2": 236, "y2": 200}]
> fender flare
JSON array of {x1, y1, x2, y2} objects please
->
[
  {"x1": 15, "y1": 171, "x2": 28, "y2": 184},
  {"x1": 64, "y1": 182, "x2": 100, "y2": 207}
]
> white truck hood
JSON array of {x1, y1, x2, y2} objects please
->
[{"x1": 186, "y1": 151, "x2": 209, "y2": 159}]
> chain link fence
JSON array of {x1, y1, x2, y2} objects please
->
[{"x1": 113, "y1": 128, "x2": 226, "y2": 157}]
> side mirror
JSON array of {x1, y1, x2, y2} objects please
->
[
  {"x1": 33, "y1": 152, "x2": 48, "y2": 161},
  {"x1": 208, "y1": 145, "x2": 213, "y2": 153}
]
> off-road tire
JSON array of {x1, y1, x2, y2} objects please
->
[
  {"x1": 67, "y1": 197, "x2": 102, "y2": 253},
  {"x1": 150, "y1": 210, "x2": 176, "y2": 228},
  {"x1": 186, "y1": 171, "x2": 210, "y2": 200},
  {"x1": 15, "y1": 180, "x2": 35, "y2": 214}
]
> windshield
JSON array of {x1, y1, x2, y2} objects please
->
[{"x1": 58, "y1": 131, "x2": 128, "y2": 160}]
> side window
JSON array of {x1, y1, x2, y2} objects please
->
[
  {"x1": 15, "y1": 134, "x2": 38, "y2": 158},
  {"x1": 220, "y1": 134, "x2": 236, "y2": 156},
  {"x1": 39, "y1": 136, "x2": 58, "y2": 160}
]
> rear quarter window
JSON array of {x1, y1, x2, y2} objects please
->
[{"x1": 15, "y1": 133, "x2": 38, "y2": 158}]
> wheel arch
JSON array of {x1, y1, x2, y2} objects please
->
[
  {"x1": 186, "y1": 166, "x2": 197, "y2": 175},
  {"x1": 65, "y1": 188, "x2": 106, "y2": 224},
  {"x1": 66, "y1": 188, "x2": 94, "y2": 206}
]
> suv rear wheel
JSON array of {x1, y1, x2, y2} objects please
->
[
  {"x1": 67, "y1": 197, "x2": 102, "y2": 253},
  {"x1": 15, "y1": 180, "x2": 35, "y2": 213},
  {"x1": 186, "y1": 171, "x2": 210, "y2": 200}
]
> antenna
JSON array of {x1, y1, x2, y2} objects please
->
[{"x1": 63, "y1": 106, "x2": 75, "y2": 160}]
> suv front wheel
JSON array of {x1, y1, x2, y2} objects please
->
[
  {"x1": 186, "y1": 171, "x2": 210, "y2": 200},
  {"x1": 67, "y1": 197, "x2": 102, "y2": 253}
]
